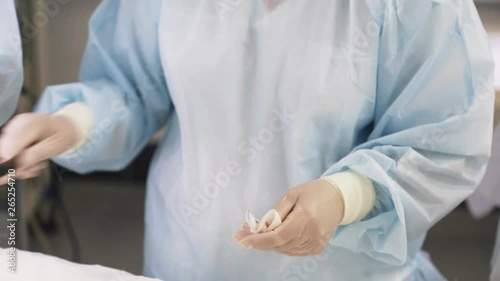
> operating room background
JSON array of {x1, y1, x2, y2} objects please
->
[{"x1": 2, "y1": 0, "x2": 500, "y2": 280}]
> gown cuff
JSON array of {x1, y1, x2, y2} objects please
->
[
  {"x1": 53, "y1": 102, "x2": 93, "y2": 154},
  {"x1": 320, "y1": 170, "x2": 376, "y2": 225}
]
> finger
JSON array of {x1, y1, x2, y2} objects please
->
[
  {"x1": 15, "y1": 136, "x2": 65, "y2": 169},
  {"x1": 0, "y1": 114, "x2": 45, "y2": 161},
  {"x1": 25, "y1": 161, "x2": 48, "y2": 172},
  {"x1": 233, "y1": 223, "x2": 252, "y2": 242},
  {"x1": 0, "y1": 174, "x2": 9, "y2": 186},
  {"x1": 241, "y1": 223, "x2": 250, "y2": 232},
  {"x1": 16, "y1": 162, "x2": 47, "y2": 180},
  {"x1": 241, "y1": 207, "x2": 307, "y2": 250},
  {"x1": 233, "y1": 232, "x2": 253, "y2": 249},
  {"x1": 273, "y1": 224, "x2": 327, "y2": 254},
  {"x1": 273, "y1": 189, "x2": 299, "y2": 223},
  {"x1": 233, "y1": 224, "x2": 252, "y2": 237},
  {"x1": 17, "y1": 170, "x2": 36, "y2": 180},
  {"x1": 17, "y1": 169, "x2": 42, "y2": 180}
]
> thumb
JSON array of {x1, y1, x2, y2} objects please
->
[
  {"x1": 15, "y1": 135, "x2": 68, "y2": 169},
  {"x1": 273, "y1": 188, "x2": 299, "y2": 221}
]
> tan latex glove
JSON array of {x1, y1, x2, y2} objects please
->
[
  {"x1": 0, "y1": 113, "x2": 79, "y2": 183},
  {"x1": 233, "y1": 179, "x2": 344, "y2": 256}
]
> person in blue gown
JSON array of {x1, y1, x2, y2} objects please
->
[{"x1": 0, "y1": 1, "x2": 495, "y2": 280}]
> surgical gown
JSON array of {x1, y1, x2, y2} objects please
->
[
  {"x1": 0, "y1": 0, "x2": 22, "y2": 125},
  {"x1": 35, "y1": 0, "x2": 496, "y2": 280}
]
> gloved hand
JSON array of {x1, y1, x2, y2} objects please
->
[
  {"x1": 233, "y1": 179, "x2": 344, "y2": 256},
  {"x1": 0, "y1": 113, "x2": 79, "y2": 183}
]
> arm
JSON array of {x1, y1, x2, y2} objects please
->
[
  {"x1": 326, "y1": 0, "x2": 495, "y2": 265},
  {"x1": 234, "y1": 0, "x2": 494, "y2": 260},
  {"x1": 35, "y1": 0, "x2": 172, "y2": 173}
]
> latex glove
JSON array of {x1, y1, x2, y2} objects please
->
[
  {"x1": 233, "y1": 179, "x2": 344, "y2": 256},
  {"x1": 0, "y1": 113, "x2": 79, "y2": 183}
]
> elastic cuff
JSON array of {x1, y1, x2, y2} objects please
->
[
  {"x1": 321, "y1": 170, "x2": 376, "y2": 225},
  {"x1": 53, "y1": 102, "x2": 93, "y2": 154}
]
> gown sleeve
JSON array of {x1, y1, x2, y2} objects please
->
[
  {"x1": 35, "y1": 0, "x2": 172, "y2": 173},
  {"x1": 324, "y1": 0, "x2": 495, "y2": 265}
]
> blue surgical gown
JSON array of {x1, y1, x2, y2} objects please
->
[
  {"x1": 35, "y1": 0, "x2": 496, "y2": 280},
  {"x1": 0, "y1": 0, "x2": 22, "y2": 125}
]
